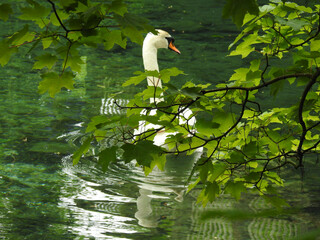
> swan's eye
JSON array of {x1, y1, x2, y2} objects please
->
[{"x1": 165, "y1": 37, "x2": 175, "y2": 44}]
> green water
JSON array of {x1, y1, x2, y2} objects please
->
[{"x1": 0, "y1": 0, "x2": 320, "y2": 239}]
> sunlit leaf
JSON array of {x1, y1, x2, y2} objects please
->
[
  {"x1": 208, "y1": 163, "x2": 227, "y2": 182},
  {"x1": 123, "y1": 70, "x2": 158, "y2": 86},
  {"x1": 42, "y1": 38, "x2": 53, "y2": 49},
  {"x1": 73, "y1": 136, "x2": 94, "y2": 165},
  {"x1": 33, "y1": 53, "x2": 58, "y2": 70},
  {"x1": 65, "y1": 54, "x2": 84, "y2": 72},
  {"x1": 8, "y1": 25, "x2": 34, "y2": 46},
  {"x1": 225, "y1": 181, "x2": 247, "y2": 200},
  {"x1": 50, "y1": 10, "x2": 69, "y2": 26},
  {"x1": 160, "y1": 67, "x2": 184, "y2": 83},
  {"x1": 229, "y1": 31, "x2": 258, "y2": 58},
  {"x1": 20, "y1": 2, "x2": 50, "y2": 20},
  {"x1": 0, "y1": 41, "x2": 17, "y2": 66},
  {"x1": 38, "y1": 72, "x2": 75, "y2": 97},
  {"x1": 144, "y1": 153, "x2": 166, "y2": 175}
]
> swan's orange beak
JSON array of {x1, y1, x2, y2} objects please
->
[{"x1": 169, "y1": 42, "x2": 181, "y2": 54}]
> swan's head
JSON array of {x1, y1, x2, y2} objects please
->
[{"x1": 144, "y1": 29, "x2": 181, "y2": 54}]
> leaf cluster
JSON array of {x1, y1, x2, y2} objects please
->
[{"x1": 0, "y1": 0, "x2": 154, "y2": 96}]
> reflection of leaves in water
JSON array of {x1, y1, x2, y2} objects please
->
[
  {"x1": 29, "y1": 141, "x2": 76, "y2": 154},
  {"x1": 201, "y1": 208, "x2": 298, "y2": 221}
]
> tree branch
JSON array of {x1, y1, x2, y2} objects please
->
[
  {"x1": 47, "y1": 0, "x2": 69, "y2": 36},
  {"x1": 201, "y1": 73, "x2": 312, "y2": 95},
  {"x1": 297, "y1": 68, "x2": 320, "y2": 165}
]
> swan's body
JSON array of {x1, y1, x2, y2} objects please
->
[{"x1": 135, "y1": 29, "x2": 195, "y2": 146}]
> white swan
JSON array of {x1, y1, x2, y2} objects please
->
[
  {"x1": 133, "y1": 30, "x2": 201, "y2": 228},
  {"x1": 143, "y1": 29, "x2": 180, "y2": 92},
  {"x1": 135, "y1": 29, "x2": 196, "y2": 146}
]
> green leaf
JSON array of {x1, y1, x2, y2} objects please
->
[
  {"x1": 205, "y1": 182, "x2": 220, "y2": 202},
  {"x1": 59, "y1": 0, "x2": 77, "y2": 8},
  {"x1": 195, "y1": 116, "x2": 219, "y2": 138},
  {"x1": 38, "y1": 72, "x2": 75, "y2": 97},
  {"x1": 107, "y1": 0, "x2": 128, "y2": 16},
  {"x1": 42, "y1": 38, "x2": 53, "y2": 49},
  {"x1": 33, "y1": 53, "x2": 58, "y2": 70},
  {"x1": 285, "y1": 2, "x2": 313, "y2": 13},
  {"x1": 73, "y1": 136, "x2": 94, "y2": 165},
  {"x1": 286, "y1": 19, "x2": 309, "y2": 31},
  {"x1": 229, "y1": 151, "x2": 246, "y2": 163},
  {"x1": 121, "y1": 26, "x2": 144, "y2": 44},
  {"x1": 200, "y1": 162, "x2": 210, "y2": 183},
  {"x1": 225, "y1": 181, "x2": 247, "y2": 200},
  {"x1": 310, "y1": 39, "x2": 320, "y2": 65},
  {"x1": 181, "y1": 87, "x2": 202, "y2": 99},
  {"x1": 0, "y1": 41, "x2": 17, "y2": 67},
  {"x1": 102, "y1": 30, "x2": 127, "y2": 50},
  {"x1": 249, "y1": 59, "x2": 260, "y2": 71},
  {"x1": 123, "y1": 71, "x2": 146, "y2": 86},
  {"x1": 141, "y1": 86, "x2": 163, "y2": 100},
  {"x1": 87, "y1": 115, "x2": 111, "y2": 132},
  {"x1": 262, "y1": 195, "x2": 289, "y2": 209},
  {"x1": 208, "y1": 163, "x2": 227, "y2": 182},
  {"x1": 0, "y1": 4, "x2": 13, "y2": 21},
  {"x1": 50, "y1": 10, "x2": 69, "y2": 26},
  {"x1": 160, "y1": 67, "x2": 184, "y2": 83},
  {"x1": 81, "y1": 5, "x2": 103, "y2": 29},
  {"x1": 211, "y1": 110, "x2": 235, "y2": 134},
  {"x1": 99, "y1": 146, "x2": 118, "y2": 171},
  {"x1": 242, "y1": 141, "x2": 258, "y2": 158},
  {"x1": 144, "y1": 153, "x2": 166, "y2": 176},
  {"x1": 115, "y1": 13, "x2": 154, "y2": 44},
  {"x1": 270, "y1": 79, "x2": 284, "y2": 97},
  {"x1": 20, "y1": 2, "x2": 50, "y2": 20},
  {"x1": 8, "y1": 25, "x2": 34, "y2": 46},
  {"x1": 245, "y1": 172, "x2": 260, "y2": 182},
  {"x1": 26, "y1": 38, "x2": 41, "y2": 55},
  {"x1": 65, "y1": 54, "x2": 84, "y2": 72},
  {"x1": 247, "y1": 161, "x2": 258, "y2": 168},
  {"x1": 223, "y1": 0, "x2": 259, "y2": 27},
  {"x1": 229, "y1": 31, "x2": 258, "y2": 58},
  {"x1": 123, "y1": 70, "x2": 158, "y2": 86},
  {"x1": 264, "y1": 171, "x2": 283, "y2": 186},
  {"x1": 121, "y1": 141, "x2": 163, "y2": 167}
]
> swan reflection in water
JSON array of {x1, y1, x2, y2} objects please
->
[
  {"x1": 133, "y1": 153, "x2": 199, "y2": 228},
  {"x1": 60, "y1": 153, "x2": 303, "y2": 240}
]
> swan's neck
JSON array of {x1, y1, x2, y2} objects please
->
[{"x1": 142, "y1": 38, "x2": 162, "y2": 89}]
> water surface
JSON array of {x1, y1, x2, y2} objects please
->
[{"x1": 0, "y1": 0, "x2": 319, "y2": 239}]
